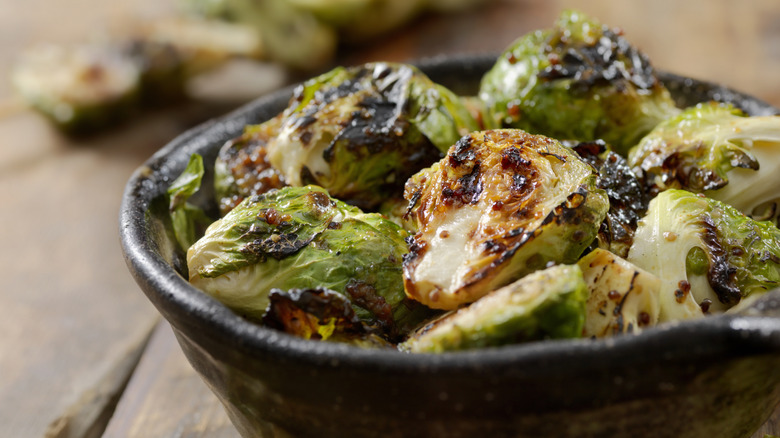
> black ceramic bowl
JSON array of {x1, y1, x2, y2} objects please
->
[{"x1": 120, "y1": 55, "x2": 780, "y2": 438}]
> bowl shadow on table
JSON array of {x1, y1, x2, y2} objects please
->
[{"x1": 121, "y1": 54, "x2": 780, "y2": 438}]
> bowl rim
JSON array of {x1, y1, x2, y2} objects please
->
[{"x1": 119, "y1": 53, "x2": 780, "y2": 373}]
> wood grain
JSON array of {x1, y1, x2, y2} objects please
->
[{"x1": 101, "y1": 322, "x2": 240, "y2": 438}]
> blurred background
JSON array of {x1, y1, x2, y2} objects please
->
[{"x1": 2, "y1": 0, "x2": 780, "y2": 437}]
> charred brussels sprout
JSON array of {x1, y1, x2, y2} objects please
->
[
  {"x1": 262, "y1": 287, "x2": 395, "y2": 348},
  {"x1": 479, "y1": 9, "x2": 679, "y2": 155},
  {"x1": 214, "y1": 119, "x2": 287, "y2": 215},
  {"x1": 401, "y1": 264, "x2": 587, "y2": 353},
  {"x1": 570, "y1": 140, "x2": 649, "y2": 258},
  {"x1": 403, "y1": 129, "x2": 609, "y2": 310},
  {"x1": 578, "y1": 249, "x2": 661, "y2": 338},
  {"x1": 187, "y1": 185, "x2": 423, "y2": 339},
  {"x1": 263, "y1": 62, "x2": 479, "y2": 210},
  {"x1": 628, "y1": 102, "x2": 780, "y2": 223},
  {"x1": 627, "y1": 190, "x2": 780, "y2": 322}
]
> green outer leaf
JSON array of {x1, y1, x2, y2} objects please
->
[
  {"x1": 167, "y1": 153, "x2": 211, "y2": 251},
  {"x1": 409, "y1": 81, "x2": 481, "y2": 153},
  {"x1": 401, "y1": 264, "x2": 587, "y2": 353},
  {"x1": 168, "y1": 154, "x2": 204, "y2": 210}
]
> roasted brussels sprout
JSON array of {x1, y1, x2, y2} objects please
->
[
  {"x1": 627, "y1": 189, "x2": 780, "y2": 322},
  {"x1": 214, "y1": 119, "x2": 287, "y2": 215},
  {"x1": 479, "y1": 9, "x2": 679, "y2": 155},
  {"x1": 262, "y1": 62, "x2": 479, "y2": 210},
  {"x1": 628, "y1": 102, "x2": 780, "y2": 223},
  {"x1": 13, "y1": 19, "x2": 262, "y2": 135},
  {"x1": 187, "y1": 185, "x2": 424, "y2": 338},
  {"x1": 262, "y1": 287, "x2": 395, "y2": 347},
  {"x1": 577, "y1": 249, "x2": 661, "y2": 338},
  {"x1": 401, "y1": 264, "x2": 587, "y2": 353},
  {"x1": 570, "y1": 140, "x2": 649, "y2": 258},
  {"x1": 403, "y1": 129, "x2": 609, "y2": 310}
]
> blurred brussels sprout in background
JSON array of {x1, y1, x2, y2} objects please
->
[
  {"x1": 401, "y1": 264, "x2": 587, "y2": 353},
  {"x1": 183, "y1": 0, "x2": 337, "y2": 70},
  {"x1": 627, "y1": 189, "x2": 780, "y2": 322},
  {"x1": 287, "y1": 0, "x2": 426, "y2": 43},
  {"x1": 479, "y1": 9, "x2": 679, "y2": 155},
  {"x1": 403, "y1": 129, "x2": 608, "y2": 310},
  {"x1": 263, "y1": 62, "x2": 479, "y2": 210},
  {"x1": 11, "y1": 45, "x2": 141, "y2": 135},
  {"x1": 214, "y1": 118, "x2": 287, "y2": 215},
  {"x1": 12, "y1": 18, "x2": 262, "y2": 135},
  {"x1": 187, "y1": 185, "x2": 428, "y2": 339},
  {"x1": 628, "y1": 102, "x2": 780, "y2": 224},
  {"x1": 577, "y1": 249, "x2": 660, "y2": 338},
  {"x1": 570, "y1": 140, "x2": 649, "y2": 258}
]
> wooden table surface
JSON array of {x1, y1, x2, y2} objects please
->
[{"x1": 2, "y1": 1, "x2": 780, "y2": 437}]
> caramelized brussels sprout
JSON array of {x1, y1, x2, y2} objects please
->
[
  {"x1": 570, "y1": 140, "x2": 649, "y2": 258},
  {"x1": 187, "y1": 185, "x2": 422, "y2": 338},
  {"x1": 627, "y1": 189, "x2": 780, "y2": 322},
  {"x1": 262, "y1": 287, "x2": 394, "y2": 347},
  {"x1": 214, "y1": 119, "x2": 287, "y2": 215},
  {"x1": 401, "y1": 264, "x2": 587, "y2": 353},
  {"x1": 479, "y1": 9, "x2": 679, "y2": 155},
  {"x1": 578, "y1": 249, "x2": 661, "y2": 338},
  {"x1": 263, "y1": 62, "x2": 479, "y2": 209},
  {"x1": 628, "y1": 102, "x2": 780, "y2": 224},
  {"x1": 403, "y1": 129, "x2": 609, "y2": 310}
]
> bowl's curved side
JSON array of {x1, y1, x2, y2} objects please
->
[{"x1": 119, "y1": 54, "x2": 780, "y2": 438}]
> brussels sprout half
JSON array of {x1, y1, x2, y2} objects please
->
[
  {"x1": 187, "y1": 185, "x2": 425, "y2": 338},
  {"x1": 578, "y1": 249, "x2": 661, "y2": 338},
  {"x1": 627, "y1": 190, "x2": 780, "y2": 322},
  {"x1": 401, "y1": 264, "x2": 588, "y2": 353},
  {"x1": 263, "y1": 62, "x2": 479, "y2": 210},
  {"x1": 403, "y1": 129, "x2": 609, "y2": 310},
  {"x1": 628, "y1": 102, "x2": 780, "y2": 224},
  {"x1": 479, "y1": 9, "x2": 679, "y2": 155}
]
